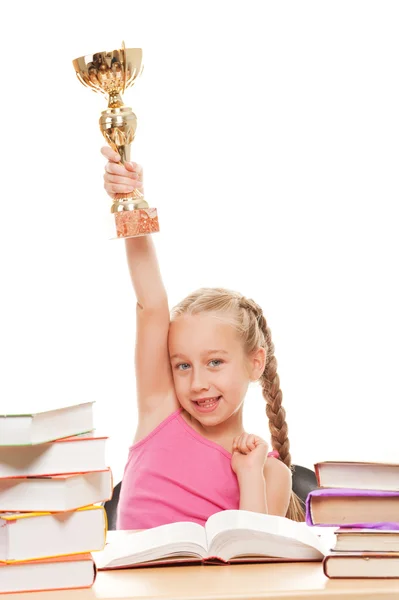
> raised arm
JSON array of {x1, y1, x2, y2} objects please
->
[{"x1": 102, "y1": 147, "x2": 179, "y2": 427}]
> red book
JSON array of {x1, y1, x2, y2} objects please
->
[
  {"x1": 0, "y1": 468, "x2": 113, "y2": 512},
  {"x1": 0, "y1": 434, "x2": 107, "y2": 478}
]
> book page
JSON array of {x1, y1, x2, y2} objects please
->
[
  {"x1": 205, "y1": 510, "x2": 321, "y2": 547},
  {"x1": 95, "y1": 521, "x2": 207, "y2": 569},
  {"x1": 205, "y1": 510, "x2": 330, "y2": 561}
]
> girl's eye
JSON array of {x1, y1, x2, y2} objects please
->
[
  {"x1": 209, "y1": 359, "x2": 223, "y2": 367},
  {"x1": 176, "y1": 363, "x2": 190, "y2": 371},
  {"x1": 175, "y1": 359, "x2": 224, "y2": 370}
]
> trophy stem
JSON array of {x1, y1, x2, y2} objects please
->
[{"x1": 108, "y1": 93, "x2": 124, "y2": 109}]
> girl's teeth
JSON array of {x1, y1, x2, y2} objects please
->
[{"x1": 198, "y1": 397, "x2": 219, "y2": 405}]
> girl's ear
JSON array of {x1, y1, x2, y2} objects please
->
[{"x1": 248, "y1": 347, "x2": 267, "y2": 381}]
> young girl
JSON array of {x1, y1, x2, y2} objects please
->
[{"x1": 102, "y1": 146, "x2": 305, "y2": 526}]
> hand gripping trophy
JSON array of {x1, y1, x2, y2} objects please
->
[{"x1": 73, "y1": 42, "x2": 159, "y2": 239}]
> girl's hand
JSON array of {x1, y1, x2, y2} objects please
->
[
  {"x1": 231, "y1": 433, "x2": 269, "y2": 477},
  {"x1": 101, "y1": 146, "x2": 144, "y2": 200}
]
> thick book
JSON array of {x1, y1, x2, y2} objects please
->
[
  {"x1": 0, "y1": 402, "x2": 94, "y2": 446},
  {"x1": 323, "y1": 552, "x2": 399, "y2": 579},
  {"x1": 306, "y1": 489, "x2": 399, "y2": 528},
  {"x1": 0, "y1": 505, "x2": 106, "y2": 562},
  {"x1": 315, "y1": 461, "x2": 399, "y2": 491},
  {"x1": 333, "y1": 529, "x2": 399, "y2": 553},
  {"x1": 0, "y1": 434, "x2": 107, "y2": 478},
  {"x1": 0, "y1": 553, "x2": 96, "y2": 594},
  {"x1": 94, "y1": 510, "x2": 332, "y2": 570},
  {"x1": 0, "y1": 468, "x2": 113, "y2": 512}
]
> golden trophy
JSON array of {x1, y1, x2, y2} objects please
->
[{"x1": 72, "y1": 42, "x2": 159, "y2": 239}]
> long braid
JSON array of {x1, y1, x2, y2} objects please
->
[
  {"x1": 240, "y1": 297, "x2": 305, "y2": 521},
  {"x1": 261, "y1": 324, "x2": 292, "y2": 465}
]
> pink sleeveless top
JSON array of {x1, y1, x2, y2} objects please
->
[{"x1": 117, "y1": 407, "x2": 279, "y2": 529}]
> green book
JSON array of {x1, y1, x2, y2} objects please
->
[{"x1": 0, "y1": 402, "x2": 94, "y2": 446}]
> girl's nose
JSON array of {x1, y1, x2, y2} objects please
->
[{"x1": 190, "y1": 369, "x2": 210, "y2": 393}]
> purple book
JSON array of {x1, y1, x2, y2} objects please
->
[{"x1": 306, "y1": 488, "x2": 399, "y2": 530}]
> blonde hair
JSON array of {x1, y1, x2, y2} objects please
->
[{"x1": 170, "y1": 287, "x2": 305, "y2": 522}]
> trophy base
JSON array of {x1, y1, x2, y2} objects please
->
[{"x1": 109, "y1": 207, "x2": 160, "y2": 240}]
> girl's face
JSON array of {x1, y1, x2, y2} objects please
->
[{"x1": 168, "y1": 313, "x2": 264, "y2": 425}]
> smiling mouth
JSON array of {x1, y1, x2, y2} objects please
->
[
  {"x1": 192, "y1": 396, "x2": 222, "y2": 412},
  {"x1": 192, "y1": 396, "x2": 221, "y2": 407}
]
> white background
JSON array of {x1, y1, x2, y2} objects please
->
[{"x1": 1, "y1": 1, "x2": 398, "y2": 484}]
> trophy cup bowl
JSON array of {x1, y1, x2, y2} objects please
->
[{"x1": 72, "y1": 43, "x2": 159, "y2": 239}]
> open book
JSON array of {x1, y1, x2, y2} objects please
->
[{"x1": 94, "y1": 510, "x2": 335, "y2": 569}]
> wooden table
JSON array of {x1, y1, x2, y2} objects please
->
[{"x1": 6, "y1": 562, "x2": 399, "y2": 600}]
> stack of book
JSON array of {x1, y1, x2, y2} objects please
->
[
  {"x1": 0, "y1": 402, "x2": 112, "y2": 594},
  {"x1": 306, "y1": 461, "x2": 399, "y2": 579}
]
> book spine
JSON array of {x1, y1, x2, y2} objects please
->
[
  {"x1": 314, "y1": 463, "x2": 321, "y2": 487},
  {"x1": 305, "y1": 493, "x2": 314, "y2": 526},
  {"x1": 202, "y1": 556, "x2": 227, "y2": 565},
  {"x1": 322, "y1": 556, "x2": 329, "y2": 578}
]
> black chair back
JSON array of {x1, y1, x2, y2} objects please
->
[
  {"x1": 104, "y1": 481, "x2": 122, "y2": 530},
  {"x1": 291, "y1": 464, "x2": 318, "y2": 508}
]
